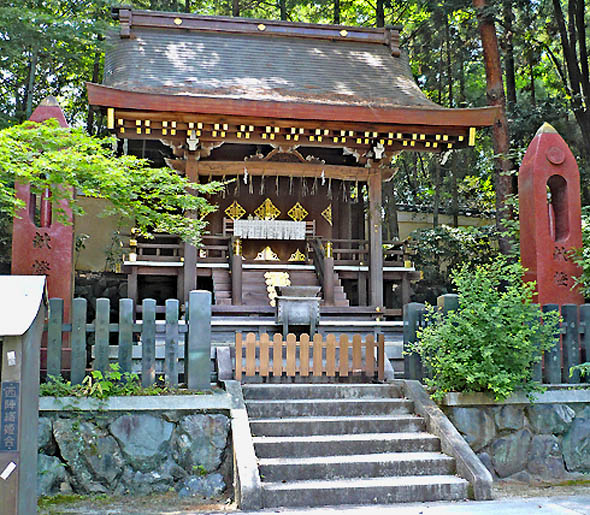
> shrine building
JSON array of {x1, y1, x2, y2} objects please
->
[{"x1": 86, "y1": 7, "x2": 499, "y2": 316}]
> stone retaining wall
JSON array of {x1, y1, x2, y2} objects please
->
[
  {"x1": 37, "y1": 396, "x2": 235, "y2": 499},
  {"x1": 443, "y1": 389, "x2": 590, "y2": 482}
]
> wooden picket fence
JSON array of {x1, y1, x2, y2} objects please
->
[
  {"x1": 404, "y1": 296, "x2": 590, "y2": 384},
  {"x1": 235, "y1": 332, "x2": 385, "y2": 381},
  {"x1": 44, "y1": 292, "x2": 212, "y2": 390}
]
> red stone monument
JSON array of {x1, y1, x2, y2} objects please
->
[
  {"x1": 11, "y1": 97, "x2": 74, "y2": 323},
  {"x1": 519, "y1": 123, "x2": 583, "y2": 305}
]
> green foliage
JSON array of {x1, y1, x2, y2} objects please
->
[
  {"x1": 408, "y1": 224, "x2": 499, "y2": 302},
  {"x1": 0, "y1": 120, "x2": 221, "y2": 245},
  {"x1": 40, "y1": 364, "x2": 191, "y2": 398},
  {"x1": 410, "y1": 259, "x2": 560, "y2": 402},
  {"x1": 570, "y1": 362, "x2": 590, "y2": 379},
  {"x1": 570, "y1": 206, "x2": 590, "y2": 298}
]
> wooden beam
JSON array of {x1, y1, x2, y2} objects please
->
[
  {"x1": 171, "y1": 160, "x2": 393, "y2": 181},
  {"x1": 368, "y1": 170, "x2": 384, "y2": 308},
  {"x1": 87, "y1": 83, "x2": 500, "y2": 128},
  {"x1": 118, "y1": 8, "x2": 394, "y2": 46}
]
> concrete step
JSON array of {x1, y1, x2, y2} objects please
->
[
  {"x1": 250, "y1": 414, "x2": 425, "y2": 436},
  {"x1": 243, "y1": 383, "x2": 402, "y2": 400},
  {"x1": 252, "y1": 432, "x2": 440, "y2": 457},
  {"x1": 261, "y1": 475, "x2": 469, "y2": 507},
  {"x1": 258, "y1": 452, "x2": 456, "y2": 481},
  {"x1": 246, "y1": 398, "x2": 413, "y2": 418}
]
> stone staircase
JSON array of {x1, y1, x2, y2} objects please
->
[
  {"x1": 244, "y1": 383, "x2": 469, "y2": 508},
  {"x1": 212, "y1": 268, "x2": 348, "y2": 307}
]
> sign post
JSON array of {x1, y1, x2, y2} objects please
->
[{"x1": 0, "y1": 276, "x2": 47, "y2": 515}]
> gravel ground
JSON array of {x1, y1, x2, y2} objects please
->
[{"x1": 37, "y1": 479, "x2": 590, "y2": 515}]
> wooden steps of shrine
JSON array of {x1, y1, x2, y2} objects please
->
[{"x1": 212, "y1": 268, "x2": 349, "y2": 307}]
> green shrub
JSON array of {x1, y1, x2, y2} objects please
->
[{"x1": 410, "y1": 259, "x2": 560, "y2": 402}]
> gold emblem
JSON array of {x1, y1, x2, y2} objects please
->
[
  {"x1": 255, "y1": 246, "x2": 279, "y2": 261},
  {"x1": 321, "y1": 204, "x2": 333, "y2": 226},
  {"x1": 289, "y1": 249, "x2": 306, "y2": 262},
  {"x1": 225, "y1": 201, "x2": 246, "y2": 221},
  {"x1": 287, "y1": 202, "x2": 308, "y2": 222},
  {"x1": 174, "y1": 17, "x2": 183, "y2": 25},
  {"x1": 254, "y1": 198, "x2": 281, "y2": 220}
]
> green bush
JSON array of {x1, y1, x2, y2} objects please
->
[
  {"x1": 410, "y1": 259, "x2": 560, "y2": 402},
  {"x1": 407, "y1": 224, "x2": 499, "y2": 303}
]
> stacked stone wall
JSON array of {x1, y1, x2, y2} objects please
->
[
  {"x1": 37, "y1": 411, "x2": 231, "y2": 499},
  {"x1": 445, "y1": 400, "x2": 590, "y2": 482}
]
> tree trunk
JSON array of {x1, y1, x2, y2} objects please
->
[
  {"x1": 24, "y1": 48, "x2": 38, "y2": 119},
  {"x1": 185, "y1": 0, "x2": 190, "y2": 13},
  {"x1": 279, "y1": 0, "x2": 287, "y2": 20},
  {"x1": 503, "y1": 0, "x2": 517, "y2": 109},
  {"x1": 86, "y1": 51, "x2": 101, "y2": 134},
  {"x1": 376, "y1": 0, "x2": 385, "y2": 27},
  {"x1": 444, "y1": 15, "x2": 453, "y2": 107},
  {"x1": 530, "y1": 61, "x2": 536, "y2": 106},
  {"x1": 473, "y1": 0, "x2": 513, "y2": 255},
  {"x1": 233, "y1": 0, "x2": 240, "y2": 17},
  {"x1": 451, "y1": 157, "x2": 459, "y2": 227},
  {"x1": 334, "y1": 0, "x2": 340, "y2": 24},
  {"x1": 432, "y1": 158, "x2": 441, "y2": 228}
]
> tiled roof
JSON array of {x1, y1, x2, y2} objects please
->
[{"x1": 103, "y1": 12, "x2": 439, "y2": 110}]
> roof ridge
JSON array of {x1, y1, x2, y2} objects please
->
[{"x1": 112, "y1": 7, "x2": 401, "y2": 56}]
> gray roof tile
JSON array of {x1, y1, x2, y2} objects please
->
[{"x1": 103, "y1": 27, "x2": 438, "y2": 109}]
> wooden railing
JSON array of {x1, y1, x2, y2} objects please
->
[
  {"x1": 43, "y1": 292, "x2": 212, "y2": 390},
  {"x1": 235, "y1": 332, "x2": 385, "y2": 381},
  {"x1": 131, "y1": 234, "x2": 183, "y2": 262},
  {"x1": 200, "y1": 235, "x2": 231, "y2": 262}
]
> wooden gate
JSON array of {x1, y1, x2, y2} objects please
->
[{"x1": 235, "y1": 333, "x2": 385, "y2": 381}]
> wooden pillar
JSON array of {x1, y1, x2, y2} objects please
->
[
  {"x1": 368, "y1": 171, "x2": 384, "y2": 308},
  {"x1": 183, "y1": 152, "x2": 199, "y2": 302},
  {"x1": 358, "y1": 271, "x2": 367, "y2": 306},
  {"x1": 231, "y1": 238, "x2": 243, "y2": 305}
]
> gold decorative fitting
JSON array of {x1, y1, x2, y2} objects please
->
[
  {"x1": 340, "y1": 29, "x2": 348, "y2": 36},
  {"x1": 233, "y1": 238, "x2": 242, "y2": 256},
  {"x1": 325, "y1": 241, "x2": 333, "y2": 258},
  {"x1": 107, "y1": 108, "x2": 115, "y2": 129},
  {"x1": 129, "y1": 239, "x2": 137, "y2": 247},
  {"x1": 468, "y1": 127, "x2": 476, "y2": 146},
  {"x1": 264, "y1": 271, "x2": 290, "y2": 306},
  {"x1": 258, "y1": 23, "x2": 266, "y2": 31},
  {"x1": 396, "y1": 132, "x2": 402, "y2": 139},
  {"x1": 174, "y1": 17, "x2": 182, "y2": 25},
  {"x1": 321, "y1": 204, "x2": 333, "y2": 226},
  {"x1": 255, "y1": 246, "x2": 279, "y2": 261},
  {"x1": 419, "y1": 134, "x2": 425, "y2": 140},
  {"x1": 458, "y1": 135, "x2": 464, "y2": 142},
  {"x1": 289, "y1": 249, "x2": 306, "y2": 262},
  {"x1": 288, "y1": 202, "x2": 308, "y2": 222},
  {"x1": 404, "y1": 260, "x2": 412, "y2": 268},
  {"x1": 254, "y1": 198, "x2": 281, "y2": 220},
  {"x1": 443, "y1": 135, "x2": 449, "y2": 142},
  {"x1": 225, "y1": 201, "x2": 246, "y2": 221}
]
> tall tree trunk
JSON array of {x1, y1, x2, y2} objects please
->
[
  {"x1": 432, "y1": 158, "x2": 441, "y2": 228},
  {"x1": 444, "y1": 14, "x2": 453, "y2": 107},
  {"x1": 376, "y1": 0, "x2": 385, "y2": 27},
  {"x1": 473, "y1": 0, "x2": 513, "y2": 255},
  {"x1": 552, "y1": 0, "x2": 590, "y2": 199},
  {"x1": 503, "y1": 0, "x2": 517, "y2": 109},
  {"x1": 86, "y1": 51, "x2": 101, "y2": 134},
  {"x1": 185, "y1": 0, "x2": 190, "y2": 13},
  {"x1": 451, "y1": 157, "x2": 459, "y2": 227},
  {"x1": 334, "y1": 0, "x2": 340, "y2": 24},
  {"x1": 530, "y1": 61, "x2": 536, "y2": 106},
  {"x1": 25, "y1": 48, "x2": 38, "y2": 119},
  {"x1": 279, "y1": 0, "x2": 287, "y2": 20},
  {"x1": 233, "y1": 0, "x2": 240, "y2": 16}
]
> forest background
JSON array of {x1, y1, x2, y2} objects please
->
[{"x1": 2, "y1": 0, "x2": 589, "y2": 300}]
